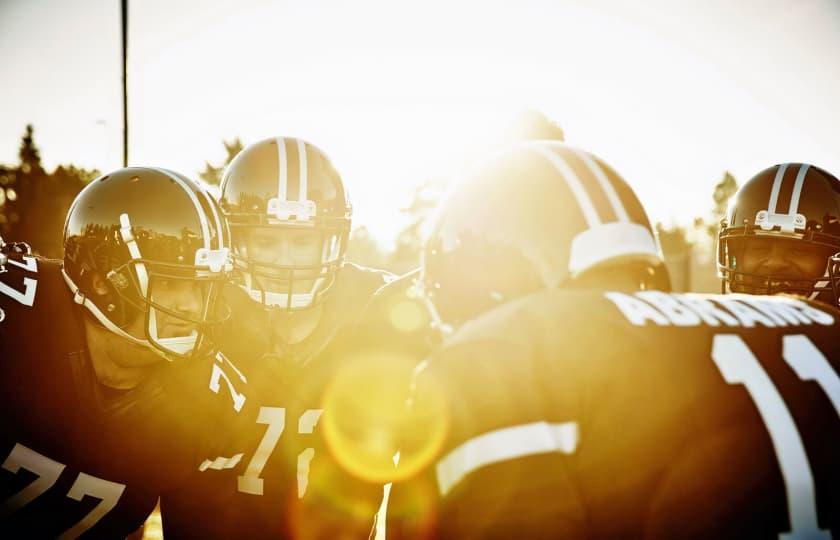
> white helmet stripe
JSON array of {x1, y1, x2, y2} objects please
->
[
  {"x1": 119, "y1": 213, "x2": 149, "y2": 296},
  {"x1": 197, "y1": 186, "x2": 225, "y2": 250},
  {"x1": 767, "y1": 163, "x2": 788, "y2": 214},
  {"x1": 532, "y1": 145, "x2": 600, "y2": 228},
  {"x1": 297, "y1": 138, "x2": 308, "y2": 202},
  {"x1": 276, "y1": 137, "x2": 288, "y2": 201},
  {"x1": 151, "y1": 168, "x2": 211, "y2": 251},
  {"x1": 574, "y1": 149, "x2": 630, "y2": 222},
  {"x1": 789, "y1": 164, "x2": 810, "y2": 216}
]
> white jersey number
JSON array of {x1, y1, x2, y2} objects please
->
[
  {"x1": 208, "y1": 354, "x2": 247, "y2": 412},
  {"x1": 237, "y1": 406, "x2": 323, "y2": 498},
  {"x1": 0, "y1": 255, "x2": 37, "y2": 307},
  {"x1": 712, "y1": 334, "x2": 835, "y2": 540},
  {"x1": 1, "y1": 443, "x2": 126, "y2": 540}
]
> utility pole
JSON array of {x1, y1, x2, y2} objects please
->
[{"x1": 121, "y1": 0, "x2": 128, "y2": 167}]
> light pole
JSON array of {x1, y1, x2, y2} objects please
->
[{"x1": 121, "y1": 0, "x2": 128, "y2": 167}]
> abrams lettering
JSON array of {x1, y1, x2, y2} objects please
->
[{"x1": 605, "y1": 292, "x2": 834, "y2": 328}]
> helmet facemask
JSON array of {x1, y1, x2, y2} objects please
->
[
  {"x1": 717, "y1": 162, "x2": 840, "y2": 307},
  {"x1": 230, "y1": 220, "x2": 348, "y2": 311},
  {"x1": 65, "y1": 215, "x2": 232, "y2": 361},
  {"x1": 718, "y1": 227, "x2": 840, "y2": 305},
  {"x1": 108, "y1": 258, "x2": 232, "y2": 359}
]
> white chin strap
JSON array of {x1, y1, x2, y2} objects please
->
[
  {"x1": 61, "y1": 268, "x2": 170, "y2": 361},
  {"x1": 147, "y1": 307, "x2": 199, "y2": 355}
]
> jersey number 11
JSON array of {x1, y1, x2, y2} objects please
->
[{"x1": 712, "y1": 334, "x2": 839, "y2": 540}]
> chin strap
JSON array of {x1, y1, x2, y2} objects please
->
[{"x1": 60, "y1": 267, "x2": 170, "y2": 361}]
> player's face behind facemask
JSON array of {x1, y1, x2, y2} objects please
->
[
  {"x1": 725, "y1": 235, "x2": 837, "y2": 297},
  {"x1": 718, "y1": 163, "x2": 840, "y2": 306},
  {"x1": 235, "y1": 225, "x2": 325, "y2": 300},
  {"x1": 421, "y1": 141, "x2": 669, "y2": 334},
  {"x1": 81, "y1": 269, "x2": 222, "y2": 369}
]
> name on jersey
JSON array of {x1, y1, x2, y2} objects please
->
[{"x1": 605, "y1": 291, "x2": 834, "y2": 328}]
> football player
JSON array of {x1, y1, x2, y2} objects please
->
[
  {"x1": 331, "y1": 142, "x2": 840, "y2": 538},
  {"x1": 718, "y1": 163, "x2": 840, "y2": 307},
  {"x1": 160, "y1": 137, "x2": 394, "y2": 539},
  {"x1": 0, "y1": 167, "x2": 251, "y2": 538}
]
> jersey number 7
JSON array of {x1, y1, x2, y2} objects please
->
[
  {"x1": 712, "y1": 334, "x2": 839, "y2": 540},
  {"x1": 237, "y1": 406, "x2": 324, "y2": 498},
  {"x1": 1, "y1": 443, "x2": 125, "y2": 540}
]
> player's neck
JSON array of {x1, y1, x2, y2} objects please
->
[
  {"x1": 82, "y1": 319, "x2": 158, "y2": 390},
  {"x1": 271, "y1": 303, "x2": 324, "y2": 346}
]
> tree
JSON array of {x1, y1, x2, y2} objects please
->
[
  {"x1": 706, "y1": 171, "x2": 739, "y2": 238},
  {"x1": 712, "y1": 171, "x2": 738, "y2": 220},
  {"x1": 389, "y1": 178, "x2": 448, "y2": 273},
  {"x1": 0, "y1": 126, "x2": 97, "y2": 257},
  {"x1": 18, "y1": 124, "x2": 43, "y2": 175},
  {"x1": 199, "y1": 138, "x2": 244, "y2": 186},
  {"x1": 345, "y1": 226, "x2": 388, "y2": 269},
  {"x1": 506, "y1": 110, "x2": 565, "y2": 143}
]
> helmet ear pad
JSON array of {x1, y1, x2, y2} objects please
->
[{"x1": 81, "y1": 267, "x2": 140, "y2": 332}]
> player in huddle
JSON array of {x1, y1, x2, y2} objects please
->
[
  {"x1": 0, "y1": 167, "x2": 253, "y2": 538},
  {"x1": 160, "y1": 137, "x2": 394, "y2": 539},
  {"x1": 332, "y1": 141, "x2": 840, "y2": 539},
  {"x1": 719, "y1": 163, "x2": 840, "y2": 309}
]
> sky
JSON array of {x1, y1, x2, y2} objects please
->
[{"x1": 1, "y1": 0, "x2": 839, "y2": 246}]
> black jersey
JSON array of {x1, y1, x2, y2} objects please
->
[
  {"x1": 0, "y1": 254, "x2": 252, "y2": 539},
  {"x1": 160, "y1": 263, "x2": 393, "y2": 539},
  {"x1": 388, "y1": 289, "x2": 840, "y2": 540}
]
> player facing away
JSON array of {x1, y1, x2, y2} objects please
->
[
  {"x1": 718, "y1": 163, "x2": 840, "y2": 308},
  {"x1": 160, "y1": 137, "x2": 393, "y2": 539},
  {"x1": 0, "y1": 167, "x2": 253, "y2": 538},
  {"x1": 333, "y1": 141, "x2": 839, "y2": 539}
]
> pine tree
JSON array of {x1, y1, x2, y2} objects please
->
[
  {"x1": 18, "y1": 124, "x2": 43, "y2": 175},
  {"x1": 199, "y1": 138, "x2": 244, "y2": 186}
]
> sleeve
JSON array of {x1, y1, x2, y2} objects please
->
[{"x1": 381, "y1": 337, "x2": 590, "y2": 539}]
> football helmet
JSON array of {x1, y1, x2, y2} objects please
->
[
  {"x1": 62, "y1": 167, "x2": 233, "y2": 359},
  {"x1": 218, "y1": 137, "x2": 352, "y2": 310},
  {"x1": 421, "y1": 141, "x2": 669, "y2": 332},
  {"x1": 718, "y1": 163, "x2": 840, "y2": 305}
]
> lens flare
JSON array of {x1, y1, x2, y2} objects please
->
[{"x1": 321, "y1": 351, "x2": 449, "y2": 484}]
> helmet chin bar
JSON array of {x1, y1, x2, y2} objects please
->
[
  {"x1": 240, "y1": 273, "x2": 324, "y2": 309},
  {"x1": 147, "y1": 307, "x2": 199, "y2": 355},
  {"x1": 721, "y1": 263, "x2": 836, "y2": 303}
]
